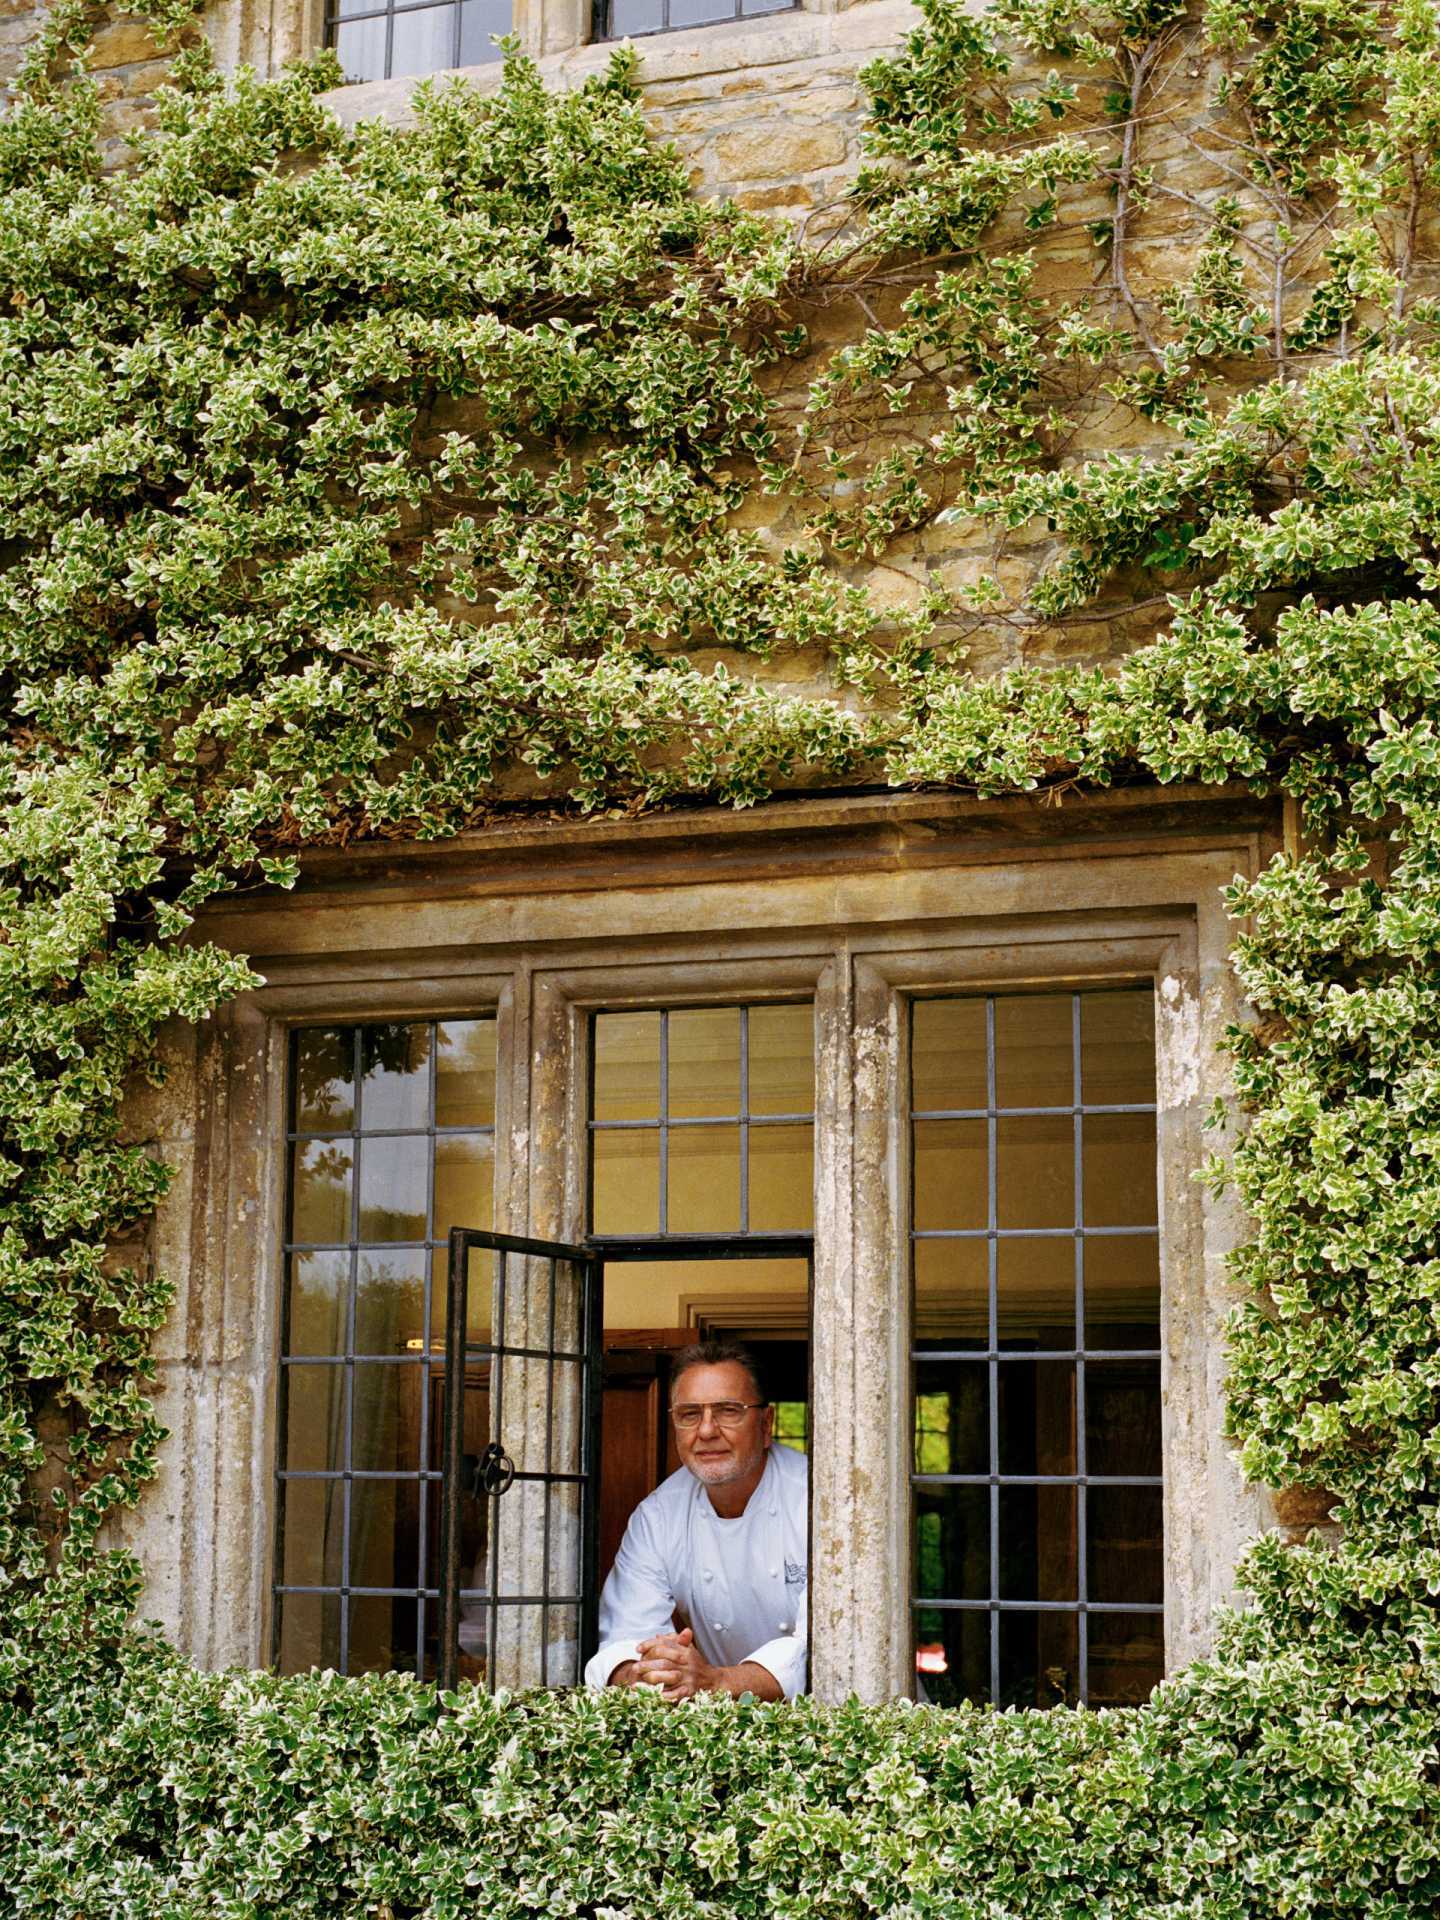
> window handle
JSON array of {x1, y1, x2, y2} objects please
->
[{"x1": 474, "y1": 1440, "x2": 516, "y2": 1498}]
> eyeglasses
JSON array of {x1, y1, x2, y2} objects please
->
[{"x1": 670, "y1": 1401, "x2": 767, "y2": 1431}]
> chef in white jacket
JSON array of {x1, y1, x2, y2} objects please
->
[{"x1": 583, "y1": 1339, "x2": 808, "y2": 1701}]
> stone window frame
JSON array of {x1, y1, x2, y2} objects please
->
[
  {"x1": 217, "y1": 0, "x2": 878, "y2": 96},
  {"x1": 143, "y1": 793, "x2": 1273, "y2": 1697}
]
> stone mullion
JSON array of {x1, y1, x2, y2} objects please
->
[{"x1": 809, "y1": 951, "x2": 910, "y2": 1703}]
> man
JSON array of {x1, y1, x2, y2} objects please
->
[{"x1": 583, "y1": 1339, "x2": 808, "y2": 1701}]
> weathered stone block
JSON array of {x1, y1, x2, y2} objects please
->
[
  {"x1": 714, "y1": 124, "x2": 848, "y2": 179},
  {"x1": 89, "y1": 16, "x2": 164, "y2": 68}
]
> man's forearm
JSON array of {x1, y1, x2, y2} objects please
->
[{"x1": 716, "y1": 1661, "x2": 784, "y2": 1702}]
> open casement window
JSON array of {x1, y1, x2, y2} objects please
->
[
  {"x1": 437, "y1": 1230, "x2": 603, "y2": 1691},
  {"x1": 910, "y1": 988, "x2": 1163, "y2": 1708}
]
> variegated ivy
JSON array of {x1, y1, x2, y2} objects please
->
[{"x1": 2, "y1": 0, "x2": 1440, "y2": 1825}]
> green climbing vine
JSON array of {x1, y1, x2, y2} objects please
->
[{"x1": 5, "y1": 0, "x2": 1440, "y2": 1907}]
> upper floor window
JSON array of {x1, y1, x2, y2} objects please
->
[
  {"x1": 328, "y1": 0, "x2": 510, "y2": 85},
  {"x1": 597, "y1": 0, "x2": 796, "y2": 41}
]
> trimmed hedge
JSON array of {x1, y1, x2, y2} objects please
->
[{"x1": 4, "y1": 1639, "x2": 1439, "y2": 1918}]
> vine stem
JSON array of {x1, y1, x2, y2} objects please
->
[{"x1": 1109, "y1": 34, "x2": 1169, "y2": 368}]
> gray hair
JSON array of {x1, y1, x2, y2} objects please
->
[{"x1": 669, "y1": 1338, "x2": 767, "y2": 1406}]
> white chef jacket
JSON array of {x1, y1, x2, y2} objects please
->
[{"x1": 584, "y1": 1441, "x2": 808, "y2": 1698}]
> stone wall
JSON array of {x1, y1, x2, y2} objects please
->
[{"x1": 2, "y1": 2, "x2": 1345, "y2": 687}]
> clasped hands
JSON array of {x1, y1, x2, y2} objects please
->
[
  {"x1": 614, "y1": 1628, "x2": 782, "y2": 1703},
  {"x1": 629, "y1": 1626, "x2": 717, "y2": 1700}
]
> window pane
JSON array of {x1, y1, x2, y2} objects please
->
[
  {"x1": 358, "y1": 1132, "x2": 428, "y2": 1241},
  {"x1": 356, "y1": 1249, "x2": 426, "y2": 1356},
  {"x1": 913, "y1": 1364, "x2": 987, "y2": 1475},
  {"x1": 351, "y1": 1363, "x2": 420, "y2": 1473},
  {"x1": 286, "y1": 1251, "x2": 349, "y2": 1357},
  {"x1": 748, "y1": 1005, "x2": 813, "y2": 1115},
  {"x1": 914, "y1": 1609, "x2": 989, "y2": 1707},
  {"x1": 996, "y1": 1114, "x2": 1072, "y2": 1228},
  {"x1": 277, "y1": 1591, "x2": 342, "y2": 1675},
  {"x1": 280, "y1": 1476, "x2": 344, "y2": 1588},
  {"x1": 914, "y1": 1238, "x2": 987, "y2": 1350},
  {"x1": 350, "y1": 1477, "x2": 414, "y2": 1590},
  {"x1": 999, "y1": 1609, "x2": 1078, "y2": 1708},
  {"x1": 994, "y1": 994, "x2": 1072, "y2": 1108},
  {"x1": 914, "y1": 1483, "x2": 988, "y2": 1598},
  {"x1": 436, "y1": 1019, "x2": 496, "y2": 1127},
  {"x1": 540, "y1": 1603, "x2": 581, "y2": 1688},
  {"x1": 458, "y1": 0, "x2": 509, "y2": 62},
  {"x1": 1081, "y1": 991, "x2": 1155, "y2": 1105},
  {"x1": 1087, "y1": 1485, "x2": 1164, "y2": 1605},
  {"x1": 999, "y1": 1484, "x2": 1076, "y2": 1600},
  {"x1": 359, "y1": 1023, "x2": 431, "y2": 1131},
  {"x1": 593, "y1": 1012, "x2": 660, "y2": 1121},
  {"x1": 1082, "y1": 1114, "x2": 1157, "y2": 1226},
  {"x1": 913, "y1": 1119, "x2": 986, "y2": 1229},
  {"x1": 996, "y1": 1361, "x2": 1076, "y2": 1476},
  {"x1": 1084, "y1": 1234, "x2": 1160, "y2": 1348},
  {"x1": 997, "y1": 1237, "x2": 1074, "y2": 1346},
  {"x1": 669, "y1": 1007, "x2": 739, "y2": 1119},
  {"x1": 291, "y1": 1138, "x2": 353, "y2": 1244},
  {"x1": 283, "y1": 1365, "x2": 346, "y2": 1474},
  {"x1": 434, "y1": 1133, "x2": 493, "y2": 1240},
  {"x1": 749, "y1": 1123, "x2": 812, "y2": 1231},
  {"x1": 294, "y1": 1028, "x2": 354, "y2": 1131},
  {"x1": 431, "y1": 1240, "x2": 494, "y2": 1343},
  {"x1": 591, "y1": 1127, "x2": 659, "y2": 1233},
  {"x1": 668, "y1": 0, "x2": 735, "y2": 25},
  {"x1": 1085, "y1": 1359, "x2": 1162, "y2": 1477},
  {"x1": 668, "y1": 1124, "x2": 740, "y2": 1232},
  {"x1": 334, "y1": 12, "x2": 386, "y2": 78},
  {"x1": 391, "y1": 3, "x2": 457, "y2": 77},
  {"x1": 608, "y1": 0, "x2": 665, "y2": 30},
  {"x1": 912, "y1": 999, "x2": 986, "y2": 1112},
  {"x1": 350, "y1": 1594, "x2": 418, "y2": 1676},
  {"x1": 1087, "y1": 1611, "x2": 1163, "y2": 1705}
]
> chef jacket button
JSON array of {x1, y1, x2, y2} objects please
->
[
  {"x1": 713, "y1": 1622, "x2": 724, "y2": 1632},
  {"x1": 703, "y1": 1569, "x2": 713, "y2": 1582}
]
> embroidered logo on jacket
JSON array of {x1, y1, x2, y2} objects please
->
[{"x1": 785, "y1": 1560, "x2": 807, "y2": 1589}]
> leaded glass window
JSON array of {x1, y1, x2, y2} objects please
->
[
  {"x1": 598, "y1": 0, "x2": 795, "y2": 41},
  {"x1": 589, "y1": 1003, "x2": 814, "y2": 1235},
  {"x1": 274, "y1": 1017, "x2": 496, "y2": 1677},
  {"x1": 910, "y1": 990, "x2": 1163, "y2": 1708},
  {"x1": 327, "y1": 0, "x2": 510, "y2": 86}
]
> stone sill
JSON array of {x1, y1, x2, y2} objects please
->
[{"x1": 319, "y1": 0, "x2": 919, "y2": 128}]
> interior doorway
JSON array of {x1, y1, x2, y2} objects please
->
[{"x1": 592, "y1": 1241, "x2": 812, "y2": 1590}]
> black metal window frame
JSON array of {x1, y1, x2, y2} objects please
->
[
  {"x1": 587, "y1": 1002, "x2": 813, "y2": 1234},
  {"x1": 273, "y1": 1017, "x2": 495, "y2": 1680},
  {"x1": 910, "y1": 988, "x2": 1163, "y2": 1707},
  {"x1": 438, "y1": 1227, "x2": 604, "y2": 1693}
]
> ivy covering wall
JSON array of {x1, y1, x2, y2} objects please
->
[{"x1": 3, "y1": 0, "x2": 1440, "y2": 1910}]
